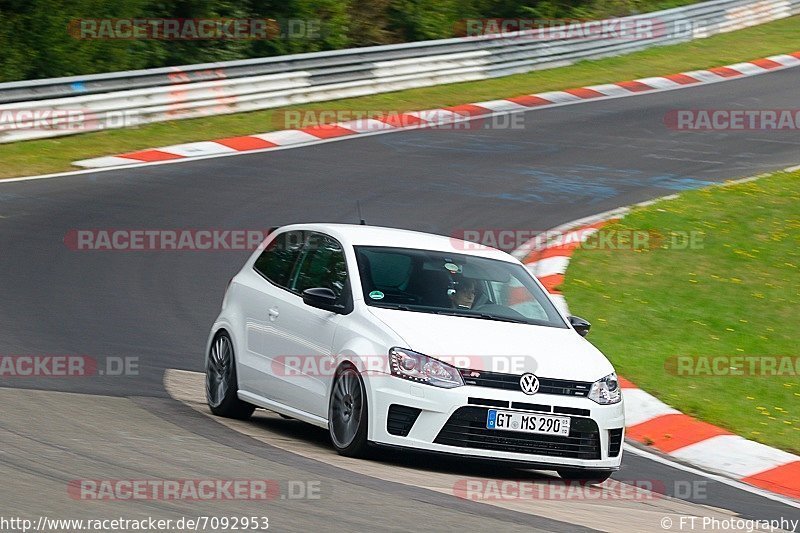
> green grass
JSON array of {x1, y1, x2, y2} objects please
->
[
  {"x1": 1, "y1": 15, "x2": 799, "y2": 179},
  {"x1": 563, "y1": 170, "x2": 800, "y2": 454}
]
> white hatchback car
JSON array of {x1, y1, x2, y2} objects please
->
[{"x1": 206, "y1": 224, "x2": 624, "y2": 481}]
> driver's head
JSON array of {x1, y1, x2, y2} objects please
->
[{"x1": 449, "y1": 277, "x2": 477, "y2": 309}]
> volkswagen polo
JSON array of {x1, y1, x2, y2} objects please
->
[{"x1": 205, "y1": 223, "x2": 624, "y2": 481}]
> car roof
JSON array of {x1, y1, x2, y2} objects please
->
[{"x1": 274, "y1": 223, "x2": 517, "y2": 262}]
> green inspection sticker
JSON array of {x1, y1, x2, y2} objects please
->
[
  {"x1": 444, "y1": 262, "x2": 461, "y2": 273},
  {"x1": 368, "y1": 290, "x2": 385, "y2": 300}
]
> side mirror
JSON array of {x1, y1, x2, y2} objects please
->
[
  {"x1": 302, "y1": 287, "x2": 344, "y2": 313},
  {"x1": 569, "y1": 316, "x2": 591, "y2": 337}
]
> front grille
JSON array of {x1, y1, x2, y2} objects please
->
[
  {"x1": 608, "y1": 428, "x2": 623, "y2": 457},
  {"x1": 468, "y1": 397, "x2": 509, "y2": 408},
  {"x1": 460, "y1": 369, "x2": 592, "y2": 397},
  {"x1": 387, "y1": 404, "x2": 421, "y2": 437},
  {"x1": 554, "y1": 406, "x2": 591, "y2": 417},
  {"x1": 511, "y1": 401, "x2": 551, "y2": 413},
  {"x1": 434, "y1": 406, "x2": 601, "y2": 460}
]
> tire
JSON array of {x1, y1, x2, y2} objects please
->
[
  {"x1": 205, "y1": 331, "x2": 255, "y2": 420},
  {"x1": 328, "y1": 365, "x2": 369, "y2": 457},
  {"x1": 557, "y1": 469, "x2": 613, "y2": 484}
]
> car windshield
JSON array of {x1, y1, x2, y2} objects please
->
[{"x1": 354, "y1": 246, "x2": 568, "y2": 328}]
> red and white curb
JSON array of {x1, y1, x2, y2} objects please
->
[
  {"x1": 511, "y1": 173, "x2": 800, "y2": 501},
  {"x1": 74, "y1": 51, "x2": 800, "y2": 169}
]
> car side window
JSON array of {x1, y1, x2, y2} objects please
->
[
  {"x1": 293, "y1": 234, "x2": 348, "y2": 299},
  {"x1": 253, "y1": 231, "x2": 304, "y2": 288}
]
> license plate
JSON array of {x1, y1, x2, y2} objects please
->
[{"x1": 487, "y1": 410, "x2": 570, "y2": 436}]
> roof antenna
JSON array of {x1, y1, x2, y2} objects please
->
[{"x1": 357, "y1": 201, "x2": 366, "y2": 225}]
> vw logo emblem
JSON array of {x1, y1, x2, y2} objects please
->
[{"x1": 519, "y1": 373, "x2": 539, "y2": 395}]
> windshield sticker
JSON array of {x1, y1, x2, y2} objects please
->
[
  {"x1": 368, "y1": 290, "x2": 385, "y2": 300},
  {"x1": 444, "y1": 262, "x2": 461, "y2": 273}
]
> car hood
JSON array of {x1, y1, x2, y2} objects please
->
[{"x1": 367, "y1": 307, "x2": 614, "y2": 382}]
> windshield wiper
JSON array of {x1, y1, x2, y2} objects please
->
[
  {"x1": 370, "y1": 302, "x2": 413, "y2": 311},
  {"x1": 371, "y1": 303, "x2": 531, "y2": 324},
  {"x1": 434, "y1": 309, "x2": 528, "y2": 324},
  {"x1": 370, "y1": 303, "x2": 443, "y2": 315}
]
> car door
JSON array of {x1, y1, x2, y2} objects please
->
[
  {"x1": 236, "y1": 230, "x2": 305, "y2": 405},
  {"x1": 276, "y1": 232, "x2": 351, "y2": 418}
]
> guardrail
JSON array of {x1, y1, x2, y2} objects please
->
[{"x1": 0, "y1": 0, "x2": 796, "y2": 143}]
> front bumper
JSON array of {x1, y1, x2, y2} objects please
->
[{"x1": 365, "y1": 373, "x2": 625, "y2": 469}]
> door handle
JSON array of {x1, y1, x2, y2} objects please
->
[{"x1": 268, "y1": 307, "x2": 280, "y2": 321}]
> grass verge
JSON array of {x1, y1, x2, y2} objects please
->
[
  {"x1": 563, "y1": 169, "x2": 800, "y2": 454},
  {"x1": 1, "y1": 15, "x2": 799, "y2": 179}
]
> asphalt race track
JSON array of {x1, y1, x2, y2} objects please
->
[{"x1": 1, "y1": 66, "x2": 799, "y2": 531}]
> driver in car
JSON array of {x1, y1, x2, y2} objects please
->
[{"x1": 448, "y1": 277, "x2": 477, "y2": 309}]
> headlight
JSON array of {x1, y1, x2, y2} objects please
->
[
  {"x1": 588, "y1": 372, "x2": 621, "y2": 404},
  {"x1": 389, "y1": 347, "x2": 464, "y2": 389}
]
